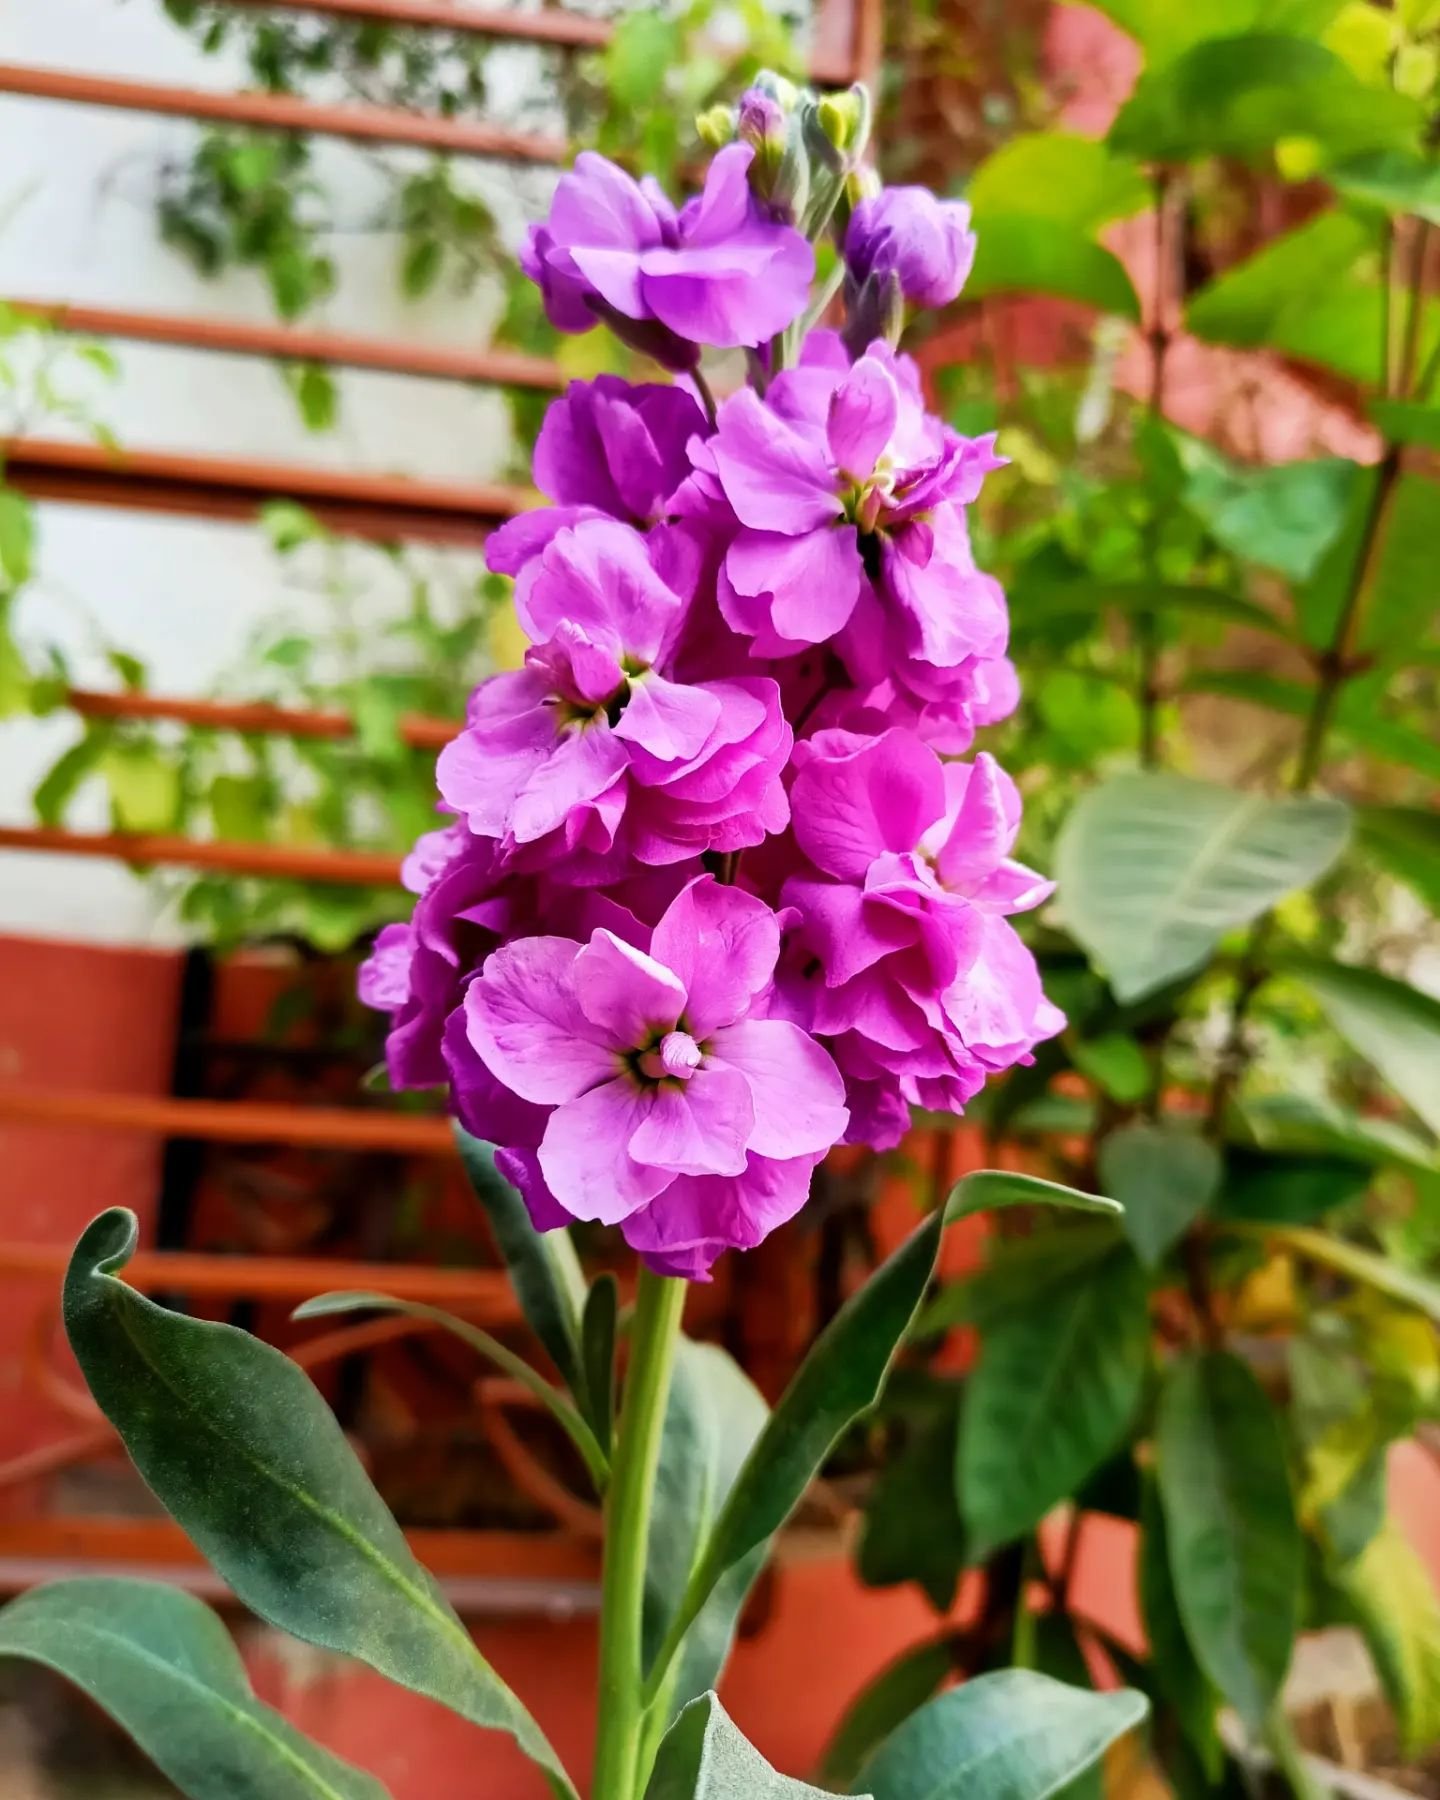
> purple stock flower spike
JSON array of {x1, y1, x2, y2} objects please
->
[{"x1": 365, "y1": 109, "x2": 1062, "y2": 1270}]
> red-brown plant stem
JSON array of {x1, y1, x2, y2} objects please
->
[{"x1": 1136, "y1": 167, "x2": 1178, "y2": 767}]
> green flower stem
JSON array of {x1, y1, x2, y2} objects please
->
[{"x1": 591, "y1": 1267, "x2": 687, "y2": 1800}]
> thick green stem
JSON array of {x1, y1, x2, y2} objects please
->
[{"x1": 591, "y1": 1269, "x2": 686, "y2": 1800}]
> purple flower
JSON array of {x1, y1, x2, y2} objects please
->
[
  {"x1": 439, "y1": 519, "x2": 791, "y2": 878},
  {"x1": 532, "y1": 376, "x2": 705, "y2": 527},
  {"x1": 774, "y1": 729, "x2": 1061, "y2": 1148},
  {"x1": 521, "y1": 145, "x2": 813, "y2": 369},
  {"x1": 695, "y1": 335, "x2": 1007, "y2": 687},
  {"x1": 462, "y1": 876, "x2": 848, "y2": 1275},
  {"x1": 845, "y1": 187, "x2": 977, "y2": 310},
  {"x1": 357, "y1": 922, "x2": 413, "y2": 1014}
]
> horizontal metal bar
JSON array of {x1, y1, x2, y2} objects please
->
[
  {"x1": 9, "y1": 298, "x2": 566, "y2": 390},
  {"x1": 217, "y1": 0, "x2": 614, "y2": 49},
  {"x1": 0, "y1": 60, "x2": 568, "y2": 161},
  {"x1": 190, "y1": 0, "x2": 863, "y2": 84},
  {"x1": 4, "y1": 437, "x2": 526, "y2": 545},
  {"x1": 0, "y1": 1086, "x2": 455, "y2": 1154},
  {"x1": 0, "y1": 823, "x2": 406, "y2": 885},
  {"x1": 185, "y1": 0, "x2": 867, "y2": 85},
  {"x1": 65, "y1": 686, "x2": 457, "y2": 750},
  {"x1": 0, "y1": 1240, "x2": 536, "y2": 1310}
]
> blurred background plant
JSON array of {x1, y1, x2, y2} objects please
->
[{"x1": 827, "y1": 3, "x2": 1440, "y2": 1795}]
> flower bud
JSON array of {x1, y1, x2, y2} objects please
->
[
  {"x1": 845, "y1": 186, "x2": 977, "y2": 310},
  {"x1": 737, "y1": 89, "x2": 787, "y2": 156},
  {"x1": 695, "y1": 103, "x2": 736, "y2": 150},
  {"x1": 815, "y1": 85, "x2": 871, "y2": 160},
  {"x1": 750, "y1": 69, "x2": 800, "y2": 112},
  {"x1": 841, "y1": 267, "x2": 905, "y2": 357}
]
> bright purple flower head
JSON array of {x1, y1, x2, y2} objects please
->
[
  {"x1": 463, "y1": 876, "x2": 848, "y2": 1275},
  {"x1": 533, "y1": 376, "x2": 705, "y2": 527},
  {"x1": 845, "y1": 187, "x2": 977, "y2": 310},
  {"x1": 696, "y1": 334, "x2": 1007, "y2": 688},
  {"x1": 366, "y1": 128, "x2": 1062, "y2": 1272},
  {"x1": 521, "y1": 145, "x2": 814, "y2": 370},
  {"x1": 439, "y1": 519, "x2": 791, "y2": 879},
  {"x1": 774, "y1": 730, "x2": 1062, "y2": 1148}
]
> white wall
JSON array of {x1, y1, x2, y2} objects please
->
[{"x1": 0, "y1": 0, "x2": 559, "y2": 942}]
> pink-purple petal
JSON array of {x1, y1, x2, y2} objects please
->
[{"x1": 706, "y1": 1017, "x2": 849, "y2": 1159}]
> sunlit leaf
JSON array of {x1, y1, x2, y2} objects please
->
[{"x1": 1055, "y1": 773, "x2": 1351, "y2": 1002}]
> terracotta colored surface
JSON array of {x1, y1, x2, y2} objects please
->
[{"x1": 0, "y1": 936, "x2": 180, "y2": 1486}]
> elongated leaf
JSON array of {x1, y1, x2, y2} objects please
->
[
  {"x1": 1332, "y1": 151, "x2": 1440, "y2": 226},
  {"x1": 959, "y1": 1245, "x2": 1149, "y2": 1556},
  {"x1": 1083, "y1": 0, "x2": 1349, "y2": 68},
  {"x1": 1099, "y1": 1126, "x2": 1221, "y2": 1268},
  {"x1": 581, "y1": 1272, "x2": 618, "y2": 1456},
  {"x1": 0, "y1": 1578, "x2": 388, "y2": 1800},
  {"x1": 1337, "y1": 1520, "x2": 1440, "y2": 1753},
  {"x1": 64, "y1": 1210, "x2": 576, "y2": 1799},
  {"x1": 1055, "y1": 774, "x2": 1351, "y2": 1002},
  {"x1": 1358, "y1": 805, "x2": 1440, "y2": 911},
  {"x1": 1369, "y1": 400, "x2": 1440, "y2": 450},
  {"x1": 1110, "y1": 35, "x2": 1421, "y2": 164},
  {"x1": 455, "y1": 1125, "x2": 585, "y2": 1393},
  {"x1": 917, "y1": 1224, "x2": 1123, "y2": 1336},
  {"x1": 1010, "y1": 578, "x2": 1284, "y2": 636},
  {"x1": 946, "y1": 1170, "x2": 1122, "y2": 1224},
  {"x1": 1214, "y1": 1150, "x2": 1371, "y2": 1226},
  {"x1": 1186, "y1": 211, "x2": 1384, "y2": 385},
  {"x1": 1226, "y1": 1221, "x2": 1440, "y2": 1323},
  {"x1": 1236, "y1": 1092, "x2": 1439, "y2": 1175},
  {"x1": 646, "y1": 1693, "x2": 847, "y2": 1799},
  {"x1": 967, "y1": 133, "x2": 1149, "y2": 232},
  {"x1": 858, "y1": 1380, "x2": 966, "y2": 1610},
  {"x1": 292, "y1": 1290, "x2": 606, "y2": 1491},
  {"x1": 1281, "y1": 954, "x2": 1440, "y2": 1137},
  {"x1": 1138, "y1": 1482, "x2": 1221, "y2": 1777},
  {"x1": 1175, "y1": 440, "x2": 1356, "y2": 583},
  {"x1": 649, "y1": 1211, "x2": 944, "y2": 1692},
  {"x1": 644, "y1": 1339, "x2": 769, "y2": 1719},
  {"x1": 1155, "y1": 1352, "x2": 1300, "y2": 1732},
  {"x1": 965, "y1": 218, "x2": 1139, "y2": 319},
  {"x1": 819, "y1": 1639, "x2": 953, "y2": 1792},
  {"x1": 854, "y1": 1669, "x2": 1147, "y2": 1800}
]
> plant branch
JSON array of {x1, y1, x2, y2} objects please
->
[
  {"x1": 1136, "y1": 167, "x2": 1178, "y2": 767},
  {"x1": 591, "y1": 1269, "x2": 687, "y2": 1800}
]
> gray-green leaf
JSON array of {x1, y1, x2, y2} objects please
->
[
  {"x1": 818, "y1": 1639, "x2": 953, "y2": 1791},
  {"x1": 645, "y1": 1692, "x2": 849, "y2": 1799},
  {"x1": 946, "y1": 1170, "x2": 1123, "y2": 1224},
  {"x1": 0, "y1": 1577, "x2": 389, "y2": 1800},
  {"x1": 644, "y1": 1339, "x2": 769, "y2": 1719},
  {"x1": 1099, "y1": 1124, "x2": 1221, "y2": 1268},
  {"x1": 63, "y1": 1209, "x2": 576, "y2": 1799},
  {"x1": 854, "y1": 1668, "x2": 1147, "y2": 1800},
  {"x1": 1280, "y1": 955, "x2": 1440, "y2": 1138},
  {"x1": 1154, "y1": 1351, "x2": 1300, "y2": 1733},
  {"x1": 1055, "y1": 773, "x2": 1351, "y2": 1001}
]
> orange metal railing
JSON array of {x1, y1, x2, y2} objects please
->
[{"x1": 0, "y1": 0, "x2": 882, "y2": 1592}]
